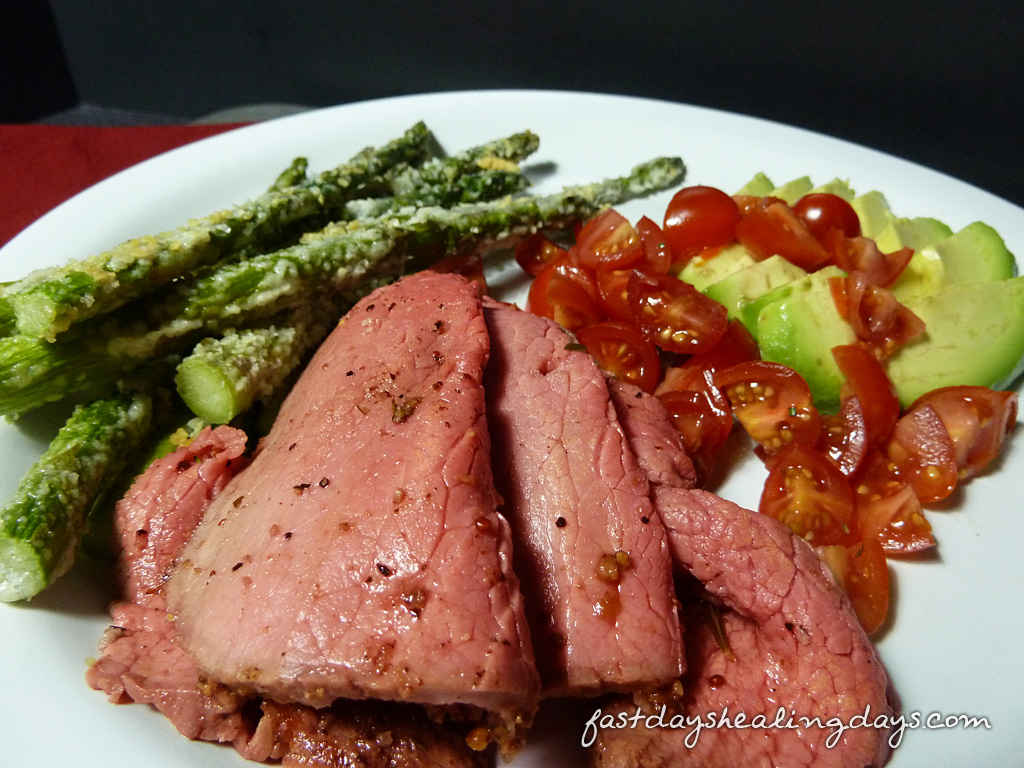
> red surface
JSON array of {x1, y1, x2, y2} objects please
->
[{"x1": 0, "y1": 123, "x2": 246, "y2": 248}]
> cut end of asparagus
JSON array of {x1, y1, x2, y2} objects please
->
[
  {"x1": 0, "y1": 540, "x2": 45, "y2": 602},
  {"x1": 175, "y1": 356, "x2": 238, "y2": 425}
]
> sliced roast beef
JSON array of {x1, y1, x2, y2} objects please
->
[
  {"x1": 165, "y1": 272, "x2": 539, "y2": 751},
  {"x1": 87, "y1": 425, "x2": 254, "y2": 746},
  {"x1": 113, "y1": 424, "x2": 251, "y2": 604},
  {"x1": 607, "y1": 380, "x2": 697, "y2": 491},
  {"x1": 88, "y1": 422, "x2": 486, "y2": 768},
  {"x1": 594, "y1": 384, "x2": 897, "y2": 767},
  {"x1": 483, "y1": 299, "x2": 684, "y2": 697}
]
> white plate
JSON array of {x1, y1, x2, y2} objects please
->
[{"x1": 2, "y1": 90, "x2": 1022, "y2": 767}]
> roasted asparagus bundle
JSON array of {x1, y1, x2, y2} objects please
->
[{"x1": 0, "y1": 123, "x2": 435, "y2": 341}]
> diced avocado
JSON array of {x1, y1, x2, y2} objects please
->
[
  {"x1": 893, "y1": 217, "x2": 953, "y2": 250},
  {"x1": 755, "y1": 275, "x2": 1024, "y2": 413},
  {"x1": 736, "y1": 172, "x2": 775, "y2": 196},
  {"x1": 889, "y1": 248, "x2": 946, "y2": 303},
  {"x1": 876, "y1": 217, "x2": 952, "y2": 303},
  {"x1": 888, "y1": 220, "x2": 1015, "y2": 302},
  {"x1": 704, "y1": 255, "x2": 807, "y2": 323},
  {"x1": 811, "y1": 177, "x2": 856, "y2": 202},
  {"x1": 873, "y1": 216, "x2": 952, "y2": 254},
  {"x1": 677, "y1": 243, "x2": 757, "y2": 292},
  {"x1": 741, "y1": 265, "x2": 846, "y2": 335},
  {"x1": 851, "y1": 190, "x2": 893, "y2": 239},
  {"x1": 887, "y1": 276, "x2": 1024, "y2": 406},
  {"x1": 756, "y1": 289, "x2": 855, "y2": 413},
  {"x1": 933, "y1": 221, "x2": 1016, "y2": 286},
  {"x1": 769, "y1": 176, "x2": 814, "y2": 204},
  {"x1": 736, "y1": 174, "x2": 854, "y2": 202}
]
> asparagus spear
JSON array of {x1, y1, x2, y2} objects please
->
[
  {"x1": 382, "y1": 130, "x2": 538, "y2": 200},
  {"x1": 0, "y1": 387, "x2": 154, "y2": 601},
  {"x1": 0, "y1": 157, "x2": 686, "y2": 419},
  {"x1": 270, "y1": 157, "x2": 310, "y2": 191},
  {"x1": 175, "y1": 307, "x2": 332, "y2": 424},
  {"x1": 1, "y1": 122, "x2": 435, "y2": 341},
  {"x1": 0, "y1": 302, "x2": 15, "y2": 337},
  {"x1": 335, "y1": 130, "x2": 539, "y2": 221},
  {"x1": 337, "y1": 167, "x2": 531, "y2": 223}
]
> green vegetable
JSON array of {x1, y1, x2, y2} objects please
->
[
  {"x1": 0, "y1": 157, "x2": 685, "y2": 419},
  {"x1": 888, "y1": 277, "x2": 1024, "y2": 406},
  {"x1": 0, "y1": 301, "x2": 15, "y2": 337},
  {"x1": 756, "y1": 289, "x2": 857, "y2": 413},
  {"x1": 175, "y1": 308, "x2": 331, "y2": 424},
  {"x1": 0, "y1": 388, "x2": 154, "y2": 601},
  {"x1": 1, "y1": 122, "x2": 435, "y2": 341},
  {"x1": 759, "y1": 276, "x2": 1024, "y2": 411},
  {"x1": 172, "y1": 132, "x2": 544, "y2": 425},
  {"x1": 702, "y1": 255, "x2": 807, "y2": 329},
  {"x1": 384, "y1": 129, "x2": 539, "y2": 199},
  {"x1": 678, "y1": 243, "x2": 757, "y2": 292},
  {"x1": 740, "y1": 265, "x2": 845, "y2": 333},
  {"x1": 270, "y1": 157, "x2": 310, "y2": 191}
]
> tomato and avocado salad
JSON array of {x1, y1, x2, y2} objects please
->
[{"x1": 512, "y1": 174, "x2": 1021, "y2": 634}]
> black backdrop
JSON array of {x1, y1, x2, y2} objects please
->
[{"x1": 6, "y1": 0, "x2": 1024, "y2": 207}]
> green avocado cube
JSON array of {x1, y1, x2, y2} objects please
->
[
  {"x1": 703, "y1": 255, "x2": 807, "y2": 324},
  {"x1": 756, "y1": 289, "x2": 855, "y2": 413},
  {"x1": 677, "y1": 243, "x2": 758, "y2": 292},
  {"x1": 888, "y1": 276, "x2": 1024, "y2": 406},
  {"x1": 742, "y1": 265, "x2": 846, "y2": 336}
]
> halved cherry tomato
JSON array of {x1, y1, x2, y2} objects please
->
[
  {"x1": 907, "y1": 386, "x2": 1018, "y2": 480},
  {"x1": 713, "y1": 360, "x2": 822, "y2": 454},
  {"x1": 594, "y1": 267, "x2": 638, "y2": 322},
  {"x1": 628, "y1": 271, "x2": 729, "y2": 354},
  {"x1": 817, "y1": 538, "x2": 890, "y2": 634},
  {"x1": 818, "y1": 395, "x2": 869, "y2": 477},
  {"x1": 663, "y1": 185, "x2": 741, "y2": 264},
  {"x1": 575, "y1": 208, "x2": 644, "y2": 270},
  {"x1": 831, "y1": 343, "x2": 900, "y2": 449},
  {"x1": 883, "y1": 404, "x2": 959, "y2": 503},
  {"x1": 653, "y1": 321, "x2": 760, "y2": 401},
  {"x1": 733, "y1": 194, "x2": 786, "y2": 215},
  {"x1": 672, "y1": 319, "x2": 761, "y2": 377},
  {"x1": 824, "y1": 233, "x2": 913, "y2": 288},
  {"x1": 792, "y1": 193, "x2": 862, "y2": 241},
  {"x1": 760, "y1": 443, "x2": 857, "y2": 546},
  {"x1": 853, "y1": 452, "x2": 935, "y2": 554},
  {"x1": 526, "y1": 256, "x2": 602, "y2": 333},
  {"x1": 831, "y1": 273, "x2": 925, "y2": 357},
  {"x1": 634, "y1": 216, "x2": 673, "y2": 274},
  {"x1": 657, "y1": 367, "x2": 733, "y2": 486},
  {"x1": 576, "y1": 320, "x2": 662, "y2": 394},
  {"x1": 735, "y1": 198, "x2": 831, "y2": 270},
  {"x1": 514, "y1": 233, "x2": 566, "y2": 277}
]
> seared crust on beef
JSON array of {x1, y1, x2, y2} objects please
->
[{"x1": 245, "y1": 700, "x2": 487, "y2": 768}]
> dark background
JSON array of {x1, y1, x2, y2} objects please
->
[{"x1": 5, "y1": 0, "x2": 1024, "y2": 207}]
